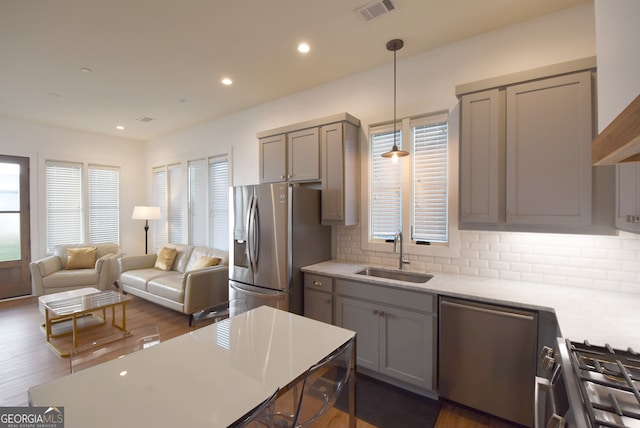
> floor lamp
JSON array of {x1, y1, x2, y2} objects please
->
[{"x1": 132, "y1": 206, "x2": 162, "y2": 254}]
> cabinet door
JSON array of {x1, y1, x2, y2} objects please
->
[
  {"x1": 378, "y1": 305, "x2": 435, "y2": 391},
  {"x1": 259, "y1": 134, "x2": 286, "y2": 183},
  {"x1": 505, "y1": 71, "x2": 592, "y2": 226},
  {"x1": 288, "y1": 128, "x2": 320, "y2": 182},
  {"x1": 321, "y1": 123, "x2": 344, "y2": 222},
  {"x1": 334, "y1": 296, "x2": 379, "y2": 372},
  {"x1": 616, "y1": 163, "x2": 640, "y2": 232},
  {"x1": 460, "y1": 89, "x2": 503, "y2": 226},
  {"x1": 304, "y1": 289, "x2": 332, "y2": 324}
]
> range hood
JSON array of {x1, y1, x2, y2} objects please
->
[{"x1": 592, "y1": 94, "x2": 640, "y2": 165}]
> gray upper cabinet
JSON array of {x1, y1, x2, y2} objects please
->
[
  {"x1": 505, "y1": 72, "x2": 592, "y2": 226},
  {"x1": 258, "y1": 113, "x2": 361, "y2": 225},
  {"x1": 460, "y1": 89, "x2": 504, "y2": 226},
  {"x1": 321, "y1": 121, "x2": 360, "y2": 226},
  {"x1": 616, "y1": 163, "x2": 640, "y2": 233},
  {"x1": 287, "y1": 127, "x2": 320, "y2": 182},
  {"x1": 458, "y1": 58, "x2": 615, "y2": 234},
  {"x1": 259, "y1": 128, "x2": 319, "y2": 183},
  {"x1": 259, "y1": 134, "x2": 287, "y2": 183}
]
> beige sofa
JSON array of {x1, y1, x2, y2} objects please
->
[
  {"x1": 29, "y1": 243, "x2": 121, "y2": 296},
  {"x1": 118, "y1": 244, "x2": 229, "y2": 320}
]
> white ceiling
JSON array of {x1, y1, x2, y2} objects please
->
[{"x1": 0, "y1": 0, "x2": 589, "y2": 141}]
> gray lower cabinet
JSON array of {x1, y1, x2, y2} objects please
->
[
  {"x1": 303, "y1": 274, "x2": 333, "y2": 324},
  {"x1": 334, "y1": 279, "x2": 437, "y2": 393}
]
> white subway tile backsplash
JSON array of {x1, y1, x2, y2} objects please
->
[{"x1": 335, "y1": 226, "x2": 640, "y2": 294}]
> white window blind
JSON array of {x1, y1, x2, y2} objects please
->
[
  {"x1": 209, "y1": 156, "x2": 229, "y2": 250},
  {"x1": 45, "y1": 161, "x2": 83, "y2": 253},
  {"x1": 88, "y1": 165, "x2": 120, "y2": 244},
  {"x1": 412, "y1": 116, "x2": 448, "y2": 243},
  {"x1": 188, "y1": 159, "x2": 208, "y2": 246},
  {"x1": 153, "y1": 166, "x2": 168, "y2": 246},
  {"x1": 187, "y1": 155, "x2": 229, "y2": 250},
  {"x1": 370, "y1": 125, "x2": 402, "y2": 241},
  {"x1": 168, "y1": 164, "x2": 182, "y2": 243}
]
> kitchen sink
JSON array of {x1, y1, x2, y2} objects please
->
[{"x1": 355, "y1": 267, "x2": 433, "y2": 283}]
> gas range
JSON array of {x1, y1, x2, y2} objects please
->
[{"x1": 561, "y1": 339, "x2": 640, "y2": 428}]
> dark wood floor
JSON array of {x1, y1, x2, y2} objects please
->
[{"x1": 0, "y1": 294, "x2": 517, "y2": 427}]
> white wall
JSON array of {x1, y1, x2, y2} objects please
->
[
  {"x1": 0, "y1": 118, "x2": 147, "y2": 258},
  {"x1": 595, "y1": 0, "x2": 640, "y2": 129}
]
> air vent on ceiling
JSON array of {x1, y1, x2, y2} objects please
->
[
  {"x1": 355, "y1": 0, "x2": 396, "y2": 21},
  {"x1": 137, "y1": 116, "x2": 154, "y2": 123}
]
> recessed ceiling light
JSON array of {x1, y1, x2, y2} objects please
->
[
  {"x1": 221, "y1": 78, "x2": 233, "y2": 86},
  {"x1": 298, "y1": 43, "x2": 310, "y2": 53},
  {"x1": 116, "y1": 125, "x2": 124, "y2": 130}
]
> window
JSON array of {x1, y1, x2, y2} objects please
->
[
  {"x1": 88, "y1": 165, "x2": 120, "y2": 244},
  {"x1": 153, "y1": 164, "x2": 182, "y2": 247},
  {"x1": 45, "y1": 161, "x2": 120, "y2": 253},
  {"x1": 368, "y1": 112, "x2": 449, "y2": 249},
  {"x1": 188, "y1": 155, "x2": 229, "y2": 250}
]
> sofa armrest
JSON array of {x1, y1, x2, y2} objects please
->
[
  {"x1": 32, "y1": 255, "x2": 63, "y2": 278},
  {"x1": 118, "y1": 254, "x2": 157, "y2": 274},
  {"x1": 183, "y1": 265, "x2": 229, "y2": 314},
  {"x1": 29, "y1": 256, "x2": 63, "y2": 295}
]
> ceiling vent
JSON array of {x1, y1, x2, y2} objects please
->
[
  {"x1": 136, "y1": 116, "x2": 154, "y2": 123},
  {"x1": 355, "y1": 0, "x2": 396, "y2": 21}
]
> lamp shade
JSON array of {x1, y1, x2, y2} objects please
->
[{"x1": 132, "y1": 206, "x2": 162, "y2": 220}]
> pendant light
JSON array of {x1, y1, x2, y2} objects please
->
[{"x1": 381, "y1": 38, "x2": 408, "y2": 161}]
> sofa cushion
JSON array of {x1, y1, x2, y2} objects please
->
[
  {"x1": 155, "y1": 246, "x2": 177, "y2": 271},
  {"x1": 120, "y1": 269, "x2": 166, "y2": 292},
  {"x1": 42, "y1": 269, "x2": 99, "y2": 289},
  {"x1": 191, "y1": 256, "x2": 221, "y2": 270},
  {"x1": 172, "y1": 244, "x2": 195, "y2": 273},
  {"x1": 66, "y1": 247, "x2": 97, "y2": 270},
  {"x1": 53, "y1": 243, "x2": 120, "y2": 269},
  {"x1": 186, "y1": 246, "x2": 229, "y2": 271},
  {"x1": 147, "y1": 274, "x2": 184, "y2": 303}
]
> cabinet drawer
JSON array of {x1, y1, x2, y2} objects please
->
[
  {"x1": 304, "y1": 274, "x2": 333, "y2": 293},
  {"x1": 335, "y1": 279, "x2": 435, "y2": 313}
]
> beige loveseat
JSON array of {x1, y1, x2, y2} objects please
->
[
  {"x1": 118, "y1": 244, "x2": 229, "y2": 319},
  {"x1": 29, "y1": 243, "x2": 121, "y2": 296}
]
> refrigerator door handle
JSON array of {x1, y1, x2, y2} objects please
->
[{"x1": 247, "y1": 194, "x2": 259, "y2": 273}]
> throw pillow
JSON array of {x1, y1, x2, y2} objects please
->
[
  {"x1": 192, "y1": 256, "x2": 221, "y2": 270},
  {"x1": 66, "y1": 247, "x2": 97, "y2": 270},
  {"x1": 155, "y1": 246, "x2": 177, "y2": 271}
]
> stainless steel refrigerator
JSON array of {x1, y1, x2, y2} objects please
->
[{"x1": 229, "y1": 182, "x2": 331, "y2": 314}]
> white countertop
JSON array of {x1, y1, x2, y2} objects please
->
[
  {"x1": 29, "y1": 306, "x2": 355, "y2": 428},
  {"x1": 302, "y1": 260, "x2": 640, "y2": 351}
]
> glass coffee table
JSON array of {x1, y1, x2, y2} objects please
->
[{"x1": 42, "y1": 289, "x2": 132, "y2": 357}]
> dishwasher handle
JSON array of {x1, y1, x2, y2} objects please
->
[{"x1": 441, "y1": 299, "x2": 536, "y2": 322}]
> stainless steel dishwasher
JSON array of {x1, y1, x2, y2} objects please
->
[{"x1": 439, "y1": 297, "x2": 538, "y2": 427}]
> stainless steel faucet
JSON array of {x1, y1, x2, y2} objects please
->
[{"x1": 394, "y1": 231, "x2": 410, "y2": 270}]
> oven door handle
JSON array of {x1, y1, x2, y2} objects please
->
[{"x1": 535, "y1": 376, "x2": 566, "y2": 428}]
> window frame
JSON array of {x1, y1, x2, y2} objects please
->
[
  {"x1": 45, "y1": 160, "x2": 121, "y2": 254},
  {"x1": 361, "y1": 111, "x2": 460, "y2": 258}
]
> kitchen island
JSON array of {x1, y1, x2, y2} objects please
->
[{"x1": 302, "y1": 260, "x2": 640, "y2": 356}]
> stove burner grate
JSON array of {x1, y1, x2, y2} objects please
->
[{"x1": 567, "y1": 339, "x2": 640, "y2": 428}]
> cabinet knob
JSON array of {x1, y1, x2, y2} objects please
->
[
  {"x1": 280, "y1": 175, "x2": 285, "y2": 179},
  {"x1": 313, "y1": 280, "x2": 323, "y2": 287},
  {"x1": 287, "y1": 174, "x2": 292, "y2": 179},
  {"x1": 373, "y1": 310, "x2": 378, "y2": 315},
  {"x1": 379, "y1": 311, "x2": 385, "y2": 317}
]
